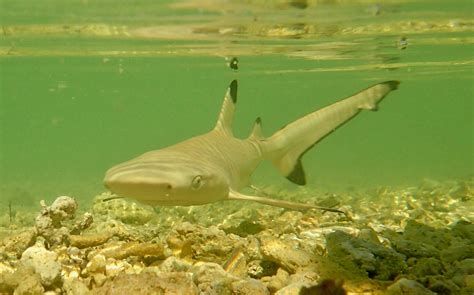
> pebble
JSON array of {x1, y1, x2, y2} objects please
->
[
  {"x1": 386, "y1": 278, "x2": 435, "y2": 295},
  {"x1": 232, "y1": 278, "x2": 269, "y2": 295},
  {"x1": 1, "y1": 228, "x2": 36, "y2": 258},
  {"x1": 1, "y1": 179, "x2": 471, "y2": 294},
  {"x1": 95, "y1": 271, "x2": 198, "y2": 294},
  {"x1": 20, "y1": 241, "x2": 62, "y2": 287},
  {"x1": 191, "y1": 262, "x2": 239, "y2": 293},
  {"x1": 259, "y1": 235, "x2": 313, "y2": 273},
  {"x1": 93, "y1": 241, "x2": 166, "y2": 260},
  {"x1": 85, "y1": 254, "x2": 106, "y2": 274},
  {"x1": 326, "y1": 230, "x2": 406, "y2": 280},
  {"x1": 69, "y1": 233, "x2": 112, "y2": 248},
  {"x1": 49, "y1": 196, "x2": 78, "y2": 222},
  {"x1": 158, "y1": 256, "x2": 192, "y2": 273}
]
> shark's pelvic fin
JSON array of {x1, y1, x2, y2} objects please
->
[
  {"x1": 228, "y1": 190, "x2": 344, "y2": 213},
  {"x1": 266, "y1": 81, "x2": 400, "y2": 185},
  {"x1": 214, "y1": 80, "x2": 238, "y2": 135}
]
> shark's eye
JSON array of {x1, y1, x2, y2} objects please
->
[{"x1": 191, "y1": 175, "x2": 203, "y2": 190}]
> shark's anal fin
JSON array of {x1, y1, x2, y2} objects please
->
[
  {"x1": 228, "y1": 190, "x2": 344, "y2": 213},
  {"x1": 268, "y1": 81, "x2": 400, "y2": 185},
  {"x1": 214, "y1": 80, "x2": 238, "y2": 135}
]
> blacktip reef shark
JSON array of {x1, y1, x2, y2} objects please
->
[{"x1": 104, "y1": 80, "x2": 399, "y2": 213}]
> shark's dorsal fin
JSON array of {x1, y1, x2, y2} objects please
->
[
  {"x1": 248, "y1": 117, "x2": 263, "y2": 140},
  {"x1": 214, "y1": 80, "x2": 238, "y2": 135}
]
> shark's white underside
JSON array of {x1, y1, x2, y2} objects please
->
[{"x1": 104, "y1": 80, "x2": 399, "y2": 212}]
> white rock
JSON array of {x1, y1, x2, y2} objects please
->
[
  {"x1": 49, "y1": 196, "x2": 78, "y2": 222},
  {"x1": 20, "y1": 243, "x2": 61, "y2": 287},
  {"x1": 85, "y1": 254, "x2": 106, "y2": 274}
]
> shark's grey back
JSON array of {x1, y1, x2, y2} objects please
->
[{"x1": 163, "y1": 131, "x2": 263, "y2": 190}]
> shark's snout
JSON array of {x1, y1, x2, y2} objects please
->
[
  {"x1": 104, "y1": 166, "x2": 177, "y2": 200},
  {"x1": 103, "y1": 154, "x2": 231, "y2": 207}
]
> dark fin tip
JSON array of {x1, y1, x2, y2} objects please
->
[
  {"x1": 384, "y1": 80, "x2": 400, "y2": 90},
  {"x1": 256, "y1": 117, "x2": 262, "y2": 124},
  {"x1": 230, "y1": 80, "x2": 238, "y2": 103},
  {"x1": 286, "y1": 159, "x2": 306, "y2": 186}
]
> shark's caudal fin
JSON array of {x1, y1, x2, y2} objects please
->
[
  {"x1": 214, "y1": 80, "x2": 238, "y2": 135},
  {"x1": 266, "y1": 81, "x2": 400, "y2": 185}
]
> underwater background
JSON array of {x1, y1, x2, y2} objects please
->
[
  {"x1": 0, "y1": 1, "x2": 473, "y2": 294},
  {"x1": 0, "y1": 0, "x2": 472, "y2": 209}
]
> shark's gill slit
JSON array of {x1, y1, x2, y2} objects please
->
[{"x1": 104, "y1": 79, "x2": 399, "y2": 212}]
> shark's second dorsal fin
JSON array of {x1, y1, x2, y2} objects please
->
[
  {"x1": 214, "y1": 80, "x2": 238, "y2": 135},
  {"x1": 248, "y1": 117, "x2": 263, "y2": 140}
]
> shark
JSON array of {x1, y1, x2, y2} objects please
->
[{"x1": 104, "y1": 79, "x2": 399, "y2": 213}]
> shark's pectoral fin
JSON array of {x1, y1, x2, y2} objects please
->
[
  {"x1": 214, "y1": 80, "x2": 238, "y2": 135},
  {"x1": 228, "y1": 190, "x2": 344, "y2": 213}
]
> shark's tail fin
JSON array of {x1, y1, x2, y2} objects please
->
[{"x1": 264, "y1": 81, "x2": 400, "y2": 185}]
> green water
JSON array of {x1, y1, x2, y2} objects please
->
[{"x1": 0, "y1": 0, "x2": 472, "y2": 209}]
